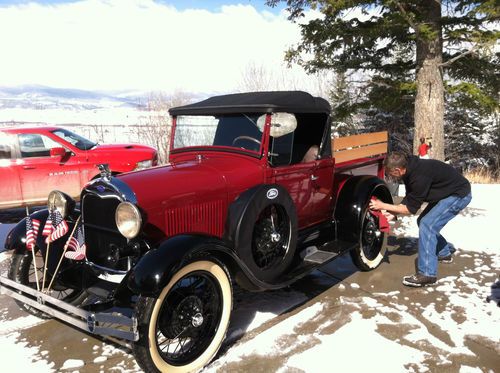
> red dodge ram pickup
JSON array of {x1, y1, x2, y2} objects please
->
[{"x1": 0, "y1": 126, "x2": 157, "y2": 209}]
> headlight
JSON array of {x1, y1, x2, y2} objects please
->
[
  {"x1": 135, "y1": 159, "x2": 153, "y2": 170},
  {"x1": 47, "y1": 190, "x2": 74, "y2": 218},
  {"x1": 115, "y1": 202, "x2": 142, "y2": 239}
]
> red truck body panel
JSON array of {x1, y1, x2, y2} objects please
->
[{"x1": 120, "y1": 151, "x2": 265, "y2": 237}]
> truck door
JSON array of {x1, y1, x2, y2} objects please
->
[
  {"x1": 17, "y1": 133, "x2": 81, "y2": 203},
  {"x1": 265, "y1": 112, "x2": 333, "y2": 229},
  {"x1": 309, "y1": 157, "x2": 334, "y2": 224},
  {"x1": 269, "y1": 163, "x2": 315, "y2": 228},
  {"x1": 271, "y1": 156, "x2": 334, "y2": 228},
  {"x1": 266, "y1": 133, "x2": 316, "y2": 228},
  {"x1": 0, "y1": 134, "x2": 23, "y2": 209},
  {"x1": 49, "y1": 127, "x2": 96, "y2": 188}
]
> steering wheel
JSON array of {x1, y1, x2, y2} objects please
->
[{"x1": 232, "y1": 136, "x2": 261, "y2": 150}]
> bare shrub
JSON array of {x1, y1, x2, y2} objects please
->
[
  {"x1": 135, "y1": 91, "x2": 192, "y2": 164},
  {"x1": 464, "y1": 167, "x2": 499, "y2": 184}
]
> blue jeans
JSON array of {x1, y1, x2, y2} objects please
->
[{"x1": 416, "y1": 193, "x2": 472, "y2": 277}]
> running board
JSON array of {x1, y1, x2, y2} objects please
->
[
  {"x1": 0, "y1": 276, "x2": 138, "y2": 342},
  {"x1": 302, "y1": 246, "x2": 338, "y2": 264}
]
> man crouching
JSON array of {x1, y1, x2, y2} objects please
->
[{"x1": 369, "y1": 152, "x2": 472, "y2": 287}]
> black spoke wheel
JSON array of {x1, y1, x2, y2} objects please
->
[
  {"x1": 232, "y1": 185, "x2": 298, "y2": 282},
  {"x1": 350, "y1": 204, "x2": 388, "y2": 271},
  {"x1": 361, "y1": 211, "x2": 384, "y2": 261},
  {"x1": 133, "y1": 260, "x2": 232, "y2": 373},
  {"x1": 252, "y1": 204, "x2": 291, "y2": 270},
  {"x1": 8, "y1": 249, "x2": 87, "y2": 318}
]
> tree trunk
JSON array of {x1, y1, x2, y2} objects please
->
[{"x1": 414, "y1": 0, "x2": 445, "y2": 161}]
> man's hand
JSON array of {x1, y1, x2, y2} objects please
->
[
  {"x1": 370, "y1": 199, "x2": 411, "y2": 216},
  {"x1": 369, "y1": 198, "x2": 385, "y2": 211}
]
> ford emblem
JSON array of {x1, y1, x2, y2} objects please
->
[
  {"x1": 266, "y1": 188, "x2": 278, "y2": 199},
  {"x1": 97, "y1": 185, "x2": 105, "y2": 193}
]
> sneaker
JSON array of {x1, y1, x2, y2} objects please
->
[
  {"x1": 402, "y1": 273, "x2": 437, "y2": 287},
  {"x1": 438, "y1": 254, "x2": 453, "y2": 264}
]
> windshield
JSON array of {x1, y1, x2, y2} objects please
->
[
  {"x1": 173, "y1": 114, "x2": 264, "y2": 154},
  {"x1": 51, "y1": 128, "x2": 97, "y2": 150}
]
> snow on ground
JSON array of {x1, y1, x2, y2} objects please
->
[
  {"x1": 0, "y1": 184, "x2": 499, "y2": 372},
  {"x1": 0, "y1": 107, "x2": 146, "y2": 127},
  {"x1": 0, "y1": 332, "x2": 55, "y2": 372},
  {"x1": 0, "y1": 301, "x2": 54, "y2": 372}
]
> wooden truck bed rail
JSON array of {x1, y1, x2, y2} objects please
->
[{"x1": 332, "y1": 131, "x2": 388, "y2": 164}]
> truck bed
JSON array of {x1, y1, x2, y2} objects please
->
[{"x1": 332, "y1": 130, "x2": 388, "y2": 178}]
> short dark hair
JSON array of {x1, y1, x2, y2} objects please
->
[{"x1": 384, "y1": 151, "x2": 408, "y2": 170}]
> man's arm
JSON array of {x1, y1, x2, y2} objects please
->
[{"x1": 369, "y1": 199, "x2": 411, "y2": 215}]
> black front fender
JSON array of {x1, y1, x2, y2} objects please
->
[
  {"x1": 5, "y1": 209, "x2": 81, "y2": 255},
  {"x1": 334, "y1": 175, "x2": 393, "y2": 243},
  {"x1": 4, "y1": 209, "x2": 50, "y2": 254},
  {"x1": 127, "y1": 234, "x2": 238, "y2": 297}
]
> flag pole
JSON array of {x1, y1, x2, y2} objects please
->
[
  {"x1": 46, "y1": 216, "x2": 80, "y2": 293},
  {"x1": 41, "y1": 211, "x2": 53, "y2": 293},
  {"x1": 26, "y1": 206, "x2": 40, "y2": 292}
]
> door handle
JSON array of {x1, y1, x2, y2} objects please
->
[
  {"x1": 311, "y1": 175, "x2": 319, "y2": 181},
  {"x1": 22, "y1": 166, "x2": 36, "y2": 170}
]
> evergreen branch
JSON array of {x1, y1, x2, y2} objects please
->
[
  {"x1": 440, "y1": 45, "x2": 480, "y2": 68},
  {"x1": 393, "y1": 1, "x2": 418, "y2": 31}
]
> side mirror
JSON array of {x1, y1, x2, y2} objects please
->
[{"x1": 50, "y1": 147, "x2": 66, "y2": 157}]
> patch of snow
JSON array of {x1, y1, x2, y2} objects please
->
[
  {"x1": 208, "y1": 302, "x2": 325, "y2": 369},
  {"x1": 60, "y1": 359, "x2": 84, "y2": 370},
  {"x1": 0, "y1": 251, "x2": 11, "y2": 265},
  {"x1": 284, "y1": 312, "x2": 429, "y2": 373},
  {"x1": 0, "y1": 332, "x2": 55, "y2": 372},
  {"x1": 426, "y1": 275, "x2": 500, "y2": 350},
  {"x1": 227, "y1": 288, "x2": 307, "y2": 340},
  {"x1": 0, "y1": 315, "x2": 45, "y2": 335},
  {"x1": 344, "y1": 296, "x2": 474, "y2": 357},
  {"x1": 460, "y1": 366, "x2": 483, "y2": 373},
  {"x1": 93, "y1": 356, "x2": 107, "y2": 364}
]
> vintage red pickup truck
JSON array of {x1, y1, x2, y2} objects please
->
[
  {"x1": 0, "y1": 91, "x2": 392, "y2": 372},
  {"x1": 0, "y1": 126, "x2": 157, "y2": 209}
]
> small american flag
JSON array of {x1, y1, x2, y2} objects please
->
[
  {"x1": 25, "y1": 216, "x2": 40, "y2": 251},
  {"x1": 42, "y1": 215, "x2": 53, "y2": 243},
  {"x1": 43, "y1": 210, "x2": 68, "y2": 243},
  {"x1": 65, "y1": 223, "x2": 86, "y2": 261}
]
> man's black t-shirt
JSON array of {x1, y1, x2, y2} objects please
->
[{"x1": 401, "y1": 156, "x2": 471, "y2": 214}]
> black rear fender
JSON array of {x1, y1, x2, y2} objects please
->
[{"x1": 334, "y1": 176, "x2": 393, "y2": 243}]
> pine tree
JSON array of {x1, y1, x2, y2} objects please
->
[
  {"x1": 266, "y1": 0, "x2": 499, "y2": 161},
  {"x1": 329, "y1": 70, "x2": 358, "y2": 136}
]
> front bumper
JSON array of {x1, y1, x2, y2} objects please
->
[{"x1": 0, "y1": 276, "x2": 138, "y2": 342}]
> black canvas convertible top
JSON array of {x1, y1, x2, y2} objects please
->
[{"x1": 169, "y1": 91, "x2": 331, "y2": 115}]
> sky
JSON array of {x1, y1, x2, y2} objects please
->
[
  {"x1": 0, "y1": 0, "x2": 285, "y2": 12},
  {"x1": 0, "y1": 0, "x2": 312, "y2": 94}
]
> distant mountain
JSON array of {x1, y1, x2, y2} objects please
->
[
  {"x1": 0, "y1": 85, "x2": 214, "y2": 127},
  {"x1": 0, "y1": 85, "x2": 148, "y2": 111}
]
